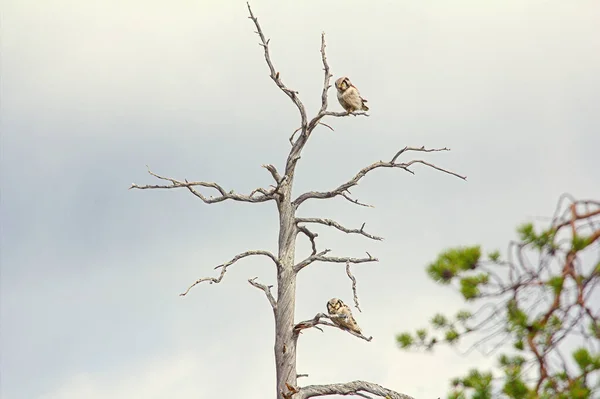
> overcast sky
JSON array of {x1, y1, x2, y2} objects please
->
[{"x1": 1, "y1": 0, "x2": 599, "y2": 398}]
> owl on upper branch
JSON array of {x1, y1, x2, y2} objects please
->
[{"x1": 334, "y1": 76, "x2": 369, "y2": 113}]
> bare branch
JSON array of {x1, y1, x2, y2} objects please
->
[
  {"x1": 297, "y1": 380, "x2": 415, "y2": 399},
  {"x1": 284, "y1": 33, "x2": 338, "y2": 148},
  {"x1": 294, "y1": 249, "x2": 330, "y2": 271},
  {"x1": 293, "y1": 147, "x2": 466, "y2": 207},
  {"x1": 401, "y1": 159, "x2": 466, "y2": 180},
  {"x1": 248, "y1": 277, "x2": 277, "y2": 310},
  {"x1": 303, "y1": 33, "x2": 347, "y2": 133},
  {"x1": 294, "y1": 313, "x2": 373, "y2": 342},
  {"x1": 342, "y1": 192, "x2": 374, "y2": 208},
  {"x1": 322, "y1": 110, "x2": 370, "y2": 118},
  {"x1": 319, "y1": 122, "x2": 334, "y2": 131},
  {"x1": 390, "y1": 145, "x2": 451, "y2": 163},
  {"x1": 290, "y1": 127, "x2": 302, "y2": 145},
  {"x1": 317, "y1": 32, "x2": 332, "y2": 116},
  {"x1": 294, "y1": 250, "x2": 378, "y2": 273},
  {"x1": 285, "y1": 33, "x2": 332, "y2": 174},
  {"x1": 297, "y1": 374, "x2": 309, "y2": 379},
  {"x1": 346, "y1": 261, "x2": 362, "y2": 312},
  {"x1": 247, "y1": 3, "x2": 308, "y2": 131},
  {"x1": 284, "y1": 32, "x2": 371, "y2": 179},
  {"x1": 131, "y1": 167, "x2": 275, "y2": 204},
  {"x1": 298, "y1": 226, "x2": 318, "y2": 256},
  {"x1": 291, "y1": 121, "x2": 335, "y2": 144},
  {"x1": 296, "y1": 218, "x2": 383, "y2": 241},
  {"x1": 180, "y1": 250, "x2": 280, "y2": 296},
  {"x1": 262, "y1": 164, "x2": 282, "y2": 184}
]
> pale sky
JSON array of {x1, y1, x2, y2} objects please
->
[{"x1": 1, "y1": 0, "x2": 599, "y2": 398}]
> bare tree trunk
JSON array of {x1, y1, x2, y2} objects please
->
[{"x1": 275, "y1": 180, "x2": 298, "y2": 398}]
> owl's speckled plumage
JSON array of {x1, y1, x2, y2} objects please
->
[
  {"x1": 327, "y1": 298, "x2": 362, "y2": 334},
  {"x1": 335, "y1": 76, "x2": 369, "y2": 113}
]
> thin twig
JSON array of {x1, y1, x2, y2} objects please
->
[
  {"x1": 247, "y1": 2, "x2": 307, "y2": 130},
  {"x1": 248, "y1": 277, "x2": 277, "y2": 310},
  {"x1": 322, "y1": 111, "x2": 370, "y2": 118},
  {"x1": 290, "y1": 127, "x2": 302, "y2": 145},
  {"x1": 131, "y1": 166, "x2": 275, "y2": 204},
  {"x1": 390, "y1": 145, "x2": 450, "y2": 163},
  {"x1": 294, "y1": 313, "x2": 373, "y2": 342},
  {"x1": 292, "y1": 122, "x2": 334, "y2": 144},
  {"x1": 346, "y1": 261, "x2": 362, "y2": 312},
  {"x1": 293, "y1": 147, "x2": 466, "y2": 207},
  {"x1": 296, "y1": 217, "x2": 383, "y2": 241},
  {"x1": 294, "y1": 250, "x2": 378, "y2": 273},
  {"x1": 180, "y1": 250, "x2": 280, "y2": 296},
  {"x1": 319, "y1": 122, "x2": 334, "y2": 131},
  {"x1": 284, "y1": 31, "x2": 366, "y2": 176},
  {"x1": 262, "y1": 164, "x2": 282, "y2": 183},
  {"x1": 341, "y1": 192, "x2": 374, "y2": 208}
]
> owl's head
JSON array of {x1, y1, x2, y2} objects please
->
[
  {"x1": 327, "y1": 298, "x2": 344, "y2": 314},
  {"x1": 335, "y1": 77, "x2": 350, "y2": 92}
]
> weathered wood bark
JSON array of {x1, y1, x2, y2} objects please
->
[{"x1": 275, "y1": 178, "x2": 298, "y2": 398}]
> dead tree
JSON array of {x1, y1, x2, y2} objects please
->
[{"x1": 130, "y1": 3, "x2": 466, "y2": 398}]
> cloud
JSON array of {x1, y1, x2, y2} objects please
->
[
  {"x1": 37, "y1": 351, "x2": 209, "y2": 399},
  {"x1": 1, "y1": 0, "x2": 599, "y2": 398}
]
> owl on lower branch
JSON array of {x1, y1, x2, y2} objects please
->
[
  {"x1": 335, "y1": 76, "x2": 369, "y2": 113},
  {"x1": 327, "y1": 298, "x2": 362, "y2": 334}
]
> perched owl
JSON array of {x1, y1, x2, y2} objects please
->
[
  {"x1": 327, "y1": 298, "x2": 362, "y2": 334},
  {"x1": 334, "y1": 76, "x2": 369, "y2": 113}
]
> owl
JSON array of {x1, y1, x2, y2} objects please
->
[
  {"x1": 327, "y1": 298, "x2": 362, "y2": 334},
  {"x1": 334, "y1": 76, "x2": 369, "y2": 113}
]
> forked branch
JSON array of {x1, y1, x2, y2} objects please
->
[
  {"x1": 248, "y1": 277, "x2": 277, "y2": 310},
  {"x1": 297, "y1": 381, "x2": 415, "y2": 399},
  {"x1": 346, "y1": 261, "x2": 362, "y2": 312},
  {"x1": 130, "y1": 167, "x2": 275, "y2": 204},
  {"x1": 262, "y1": 164, "x2": 282, "y2": 184},
  {"x1": 294, "y1": 250, "x2": 378, "y2": 273},
  {"x1": 298, "y1": 226, "x2": 318, "y2": 256},
  {"x1": 247, "y1": 2, "x2": 307, "y2": 130},
  {"x1": 294, "y1": 313, "x2": 373, "y2": 342},
  {"x1": 315, "y1": 33, "x2": 333, "y2": 117},
  {"x1": 180, "y1": 250, "x2": 280, "y2": 296},
  {"x1": 296, "y1": 218, "x2": 383, "y2": 241},
  {"x1": 293, "y1": 146, "x2": 466, "y2": 207}
]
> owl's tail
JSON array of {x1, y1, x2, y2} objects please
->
[{"x1": 361, "y1": 98, "x2": 369, "y2": 111}]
